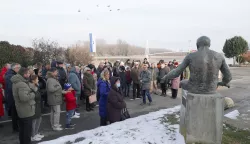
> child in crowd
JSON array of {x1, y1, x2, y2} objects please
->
[
  {"x1": 125, "y1": 67, "x2": 132, "y2": 97},
  {"x1": 64, "y1": 83, "x2": 78, "y2": 129}
]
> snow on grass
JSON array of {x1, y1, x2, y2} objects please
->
[
  {"x1": 39, "y1": 105, "x2": 185, "y2": 144},
  {"x1": 224, "y1": 110, "x2": 240, "y2": 120}
]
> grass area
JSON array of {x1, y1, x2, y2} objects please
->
[
  {"x1": 222, "y1": 123, "x2": 250, "y2": 144},
  {"x1": 160, "y1": 113, "x2": 250, "y2": 144},
  {"x1": 160, "y1": 113, "x2": 179, "y2": 125}
]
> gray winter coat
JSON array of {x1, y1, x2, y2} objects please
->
[
  {"x1": 11, "y1": 74, "x2": 36, "y2": 118},
  {"x1": 68, "y1": 67, "x2": 81, "y2": 95},
  {"x1": 149, "y1": 68, "x2": 159, "y2": 81},
  {"x1": 46, "y1": 72, "x2": 63, "y2": 106},
  {"x1": 159, "y1": 67, "x2": 170, "y2": 83},
  {"x1": 139, "y1": 70, "x2": 151, "y2": 90}
]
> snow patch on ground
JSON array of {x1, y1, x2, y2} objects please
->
[
  {"x1": 224, "y1": 110, "x2": 240, "y2": 120},
  {"x1": 40, "y1": 106, "x2": 185, "y2": 144}
]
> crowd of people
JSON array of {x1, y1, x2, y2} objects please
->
[{"x1": 0, "y1": 58, "x2": 190, "y2": 144}]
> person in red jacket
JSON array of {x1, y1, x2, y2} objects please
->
[
  {"x1": 0, "y1": 64, "x2": 10, "y2": 89},
  {"x1": 64, "y1": 83, "x2": 78, "y2": 129},
  {"x1": 0, "y1": 87, "x2": 4, "y2": 128}
]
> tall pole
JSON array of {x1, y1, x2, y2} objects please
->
[
  {"x1": 145, "y1": 40, "x2": 149, "y2": 60},
  {"x1": 188, "y1": 40, "x2": 191, "y2": 52}
]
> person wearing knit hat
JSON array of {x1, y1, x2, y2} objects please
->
[
  {"x1": 63, "y1": 83, "x2": 78, "y2": 129},
  {"x1": 83, "y1": 67, "x2": 91, "y2": 73}
]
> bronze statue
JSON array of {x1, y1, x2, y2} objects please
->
[{"x1": 162, "y1": 36, "x2": 232, "y2": 94}]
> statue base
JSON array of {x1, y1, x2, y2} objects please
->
[{"x1": 180, "y1": 90, "x2": 225, "y2": 144}]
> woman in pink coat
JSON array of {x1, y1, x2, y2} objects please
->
[{"x1": 171, "y1": 62, "x2": 180, "y2": 99}]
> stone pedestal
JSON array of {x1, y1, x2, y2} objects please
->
[{"x1": 179, "y1": 90, "x2": 225, "y2": 144}]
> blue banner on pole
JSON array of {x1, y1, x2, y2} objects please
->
[{"x1": 89, "y1": 33, "x2": 96, "y2": 53}]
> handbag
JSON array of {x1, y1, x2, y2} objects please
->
[
  {"x1": 121, "y1": 108, "x2": 131, "y2": 121},
  {"x1": 89, "y1": 94, "x2": 97, "y2": 103}
]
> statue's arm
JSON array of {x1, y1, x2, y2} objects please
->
[
  {"x1": 162, "y1": 56, "x2": 189, "y2": 80},
  {"x1": 219, "y1": 58, "x2": 232, "y2": 86}
]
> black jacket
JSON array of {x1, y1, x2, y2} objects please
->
[
  {"x1": 4, "y1": 69, "x2": 17, "y2": 107},
  {"x1": 57, "y1": 67, "x2": 67, "y2": 88}
]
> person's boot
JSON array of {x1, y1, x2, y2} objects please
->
[
  {"x1": 86, "y1": 107, "x2": 91, "y2": 112},
  {"x1": 148, "y1": 102, "x2": 152, "y2": 106},
  {"x1": 65, "y1": 124, "x2": 74, "y2": 129},
  {"x1": 140, "y1": 102, "x2": 146, "y2": 106}
]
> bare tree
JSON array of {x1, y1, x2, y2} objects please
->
[
  {"x1": 32, "y1": 38, "x2": 64, "y2": 64},
  {"x1": 65, "y1": 44, "x2": 93, "y2": 65}
]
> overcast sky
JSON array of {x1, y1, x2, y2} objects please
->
[{"x1": 0, "y1": 0, "x2": 249, "y2": 52}]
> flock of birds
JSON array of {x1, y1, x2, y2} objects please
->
[
  {"x1": 78, "y1": 4, "x2": 120, "y2": 15},
  {"x1": 77, "y1": 4, "x2": 121, "y2": 21}
]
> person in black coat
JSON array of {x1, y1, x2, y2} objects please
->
[
  {"x1": 119, "y1": 66, "x2": 126, "y2": 97},
  {"x1": 56, "y1": 61, "x2": 67, "y2": 88},
  {"x1": 34, "y1": 69, "x2": 48, "y2": 108},
  {"x1": 107, "y1": 77, "x2": 126, "y2": 124}
]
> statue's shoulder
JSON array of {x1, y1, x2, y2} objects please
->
[{"x1": 209, "y1": 49, "x2": 224, "y2": 59}]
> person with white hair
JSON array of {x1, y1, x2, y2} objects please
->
[
  {"x1": 83, "y1": 67, "x2": 96, "y2": 111},
  {"x1": 5, "y1": 63, "x2": 21, "y2": 132}
]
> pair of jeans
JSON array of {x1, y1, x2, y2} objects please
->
[
  {"x1": 50, "y1": 105, "x2": 61, "y2": 129},
  {"x1": 133, "y1": 83, "x2": 141, "y2": 99},
  {"x1": 125, "y1": 83, "x2": 131, "y2": 97},
  {"x1": 76, "y1": 94, "x2": 80, "y2": 105},
  {"x1": 19, "y1": 116, "x2": 33, "y2": 144},
  {"x1": 100, "y1": 117, "x2": 108, "y2": 126},
  {"x1": 66, "y1": 109, "x2": 74, "y2": 125},
  {"x1": 32, "y1": 117, "x2": 42, "y2": 137},
  {"x1": 142, "y1": 89, "x2": 152, "y2": 104}
]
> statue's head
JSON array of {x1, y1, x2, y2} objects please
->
[{"x1": 196, "y1": 36, "x2": 211, "y2": 49}]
